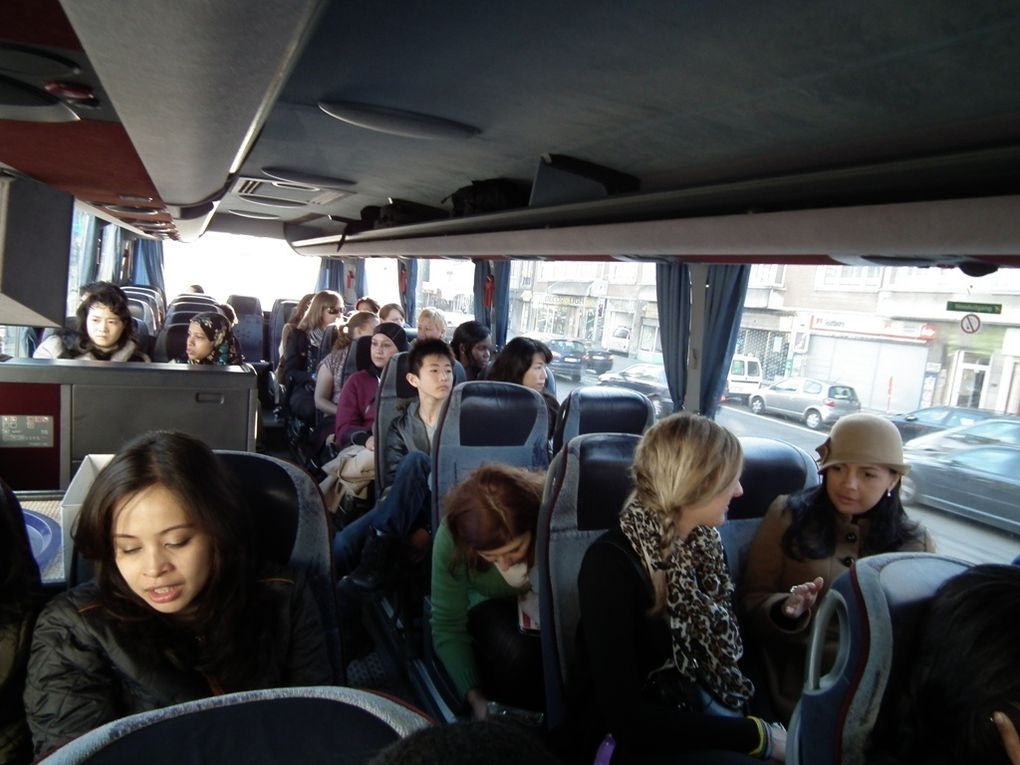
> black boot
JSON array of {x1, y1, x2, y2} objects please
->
[{"x1": 343, "y1": 530, "x2": 400, "y2": 592}]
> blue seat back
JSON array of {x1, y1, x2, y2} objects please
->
[
  {"x1": 126, "y1": 298, "x2": 157, "y2": 335},
  {"x1": 226, "y1": 294, "x2": 265, "y2": 363},
  {"x1": 152, "y1": 322, "x2": 190, "y2": 362},
  {"x1": 36, "y1": 687, "x2": 430, "y2": 764},
  {"x1": 536, "y1": 432, "x2": 641, "y2": 732},
  {"x1": 551, "y1": 385, "x2": 653, "y2": 454},
  {"x1": 720, "y1": 436, "x2": 820, "y2": 585},
  {"x1": 430, "y1": 381, "x2": 549, "y2": 530},
  {"x1": 269, "y1": 299, "x2": 298, "y2": 368},
  {"x1": 788, "y1": 553, "x2": 970, "y2": 765},
  {"x1": 374, "y1": 352, "x2": 415, "y2": 496}
]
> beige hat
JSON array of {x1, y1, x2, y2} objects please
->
[{"x1": 816, "y1": 413, "x2": 911, "y2": 475}]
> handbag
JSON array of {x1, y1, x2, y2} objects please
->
[
  {"x1": 319, "y1": 444, "x2": 375, "y2": 516},
  {"x1": 642, "y1": 664, "x2": 742, "y2": 719}
]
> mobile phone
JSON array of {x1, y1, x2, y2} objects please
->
[{"x1": 485, "y1": 701, "x2": 545, "y2": 727}]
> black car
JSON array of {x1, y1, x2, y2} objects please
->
[
  {"x1": 886, "y1": 405, "x2": 1002, "y2": 442},
  {"x1": 545, "y1": 337, "x2": 585, "y2": 382},
  {"x1": 582, "y1": 346, "x2": 613, "y2": 375},
  {"x1": 598, "y1": 363, "x2": 673, "y2": 419}
]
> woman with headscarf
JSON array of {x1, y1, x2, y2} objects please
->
[{"x1": 183, "y1": 312, "x2": 243, "y2": 365}]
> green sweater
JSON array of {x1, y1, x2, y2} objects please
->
[{"x1": 430, "y1": 522, "x2": 528, "y2": 700}]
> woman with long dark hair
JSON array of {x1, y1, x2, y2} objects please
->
[
  {"x1": 451, "y1": 320, "x2": 492, "y2": 381},
  {"x1": 742, "y1": 413, "x2": 933, "y2": 722},
  {"x1": 24, "y1": 431, "x2": 331, "y2": 757},
  {"x1": 488, "y1": 336, "x2": 559, "y2": 438},
  {"x1": 33, "y1": 282, "x2": 149, "y2": 361}
]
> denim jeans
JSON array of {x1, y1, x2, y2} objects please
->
[{"x1": 332, "y1": 450, "x2": 431, "y2": 576}]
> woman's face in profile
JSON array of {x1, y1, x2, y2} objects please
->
[
  {"x1": 86, "y1": 303, "x2": 125, "y2": 350},
  {"x1": 380, "y1": 307, "x2": 405, "y2": 324},
  {"x1": 111, "y1": 483, "x2": 213, "y2": 616},
  {"x1": 522, "y1": 352, "x2": 548, "y2": 392},
  {"x1": 185, "y1": 322, "x2": 214, "y2": 361},
  {"x1": 468, "y1": 336, "x2": 493, "y2": 369}
]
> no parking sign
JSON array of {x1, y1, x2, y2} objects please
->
[{"x1": 960, "y1": 313, "x2": 981, "y2": 334}]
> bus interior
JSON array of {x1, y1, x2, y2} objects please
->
[{"x1": 3, "y1": 0, "x2": 1020, "y2": 761}]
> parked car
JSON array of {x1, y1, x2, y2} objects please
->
[
  {"x1": 885, "y1": 405, "x2": 1001, "y2": 441},
  {"x1": 598, "y1": 363, "x2": 672, "y2": 419},
  {"x1": 605, "y1": 325, "x2": 631, "y2": 355},
  {"x1": 544, "y1": 337, "x2": 585, "y2": 382},
  {"x1": 900, "y1": 445, "x2": 1020, "y2": 535},
  {"x1": 903, "y1": 417, "x2": 1020, "y2": 456},
  {"x1": 721, "y1": 354, "x2": 763, "y2": 404},
  {"x1": 748, "y1": 377, "x2": 860, "y2": 430},
  {"x1": 582, "y1": 345, "x2": 614, "y2": 375}
]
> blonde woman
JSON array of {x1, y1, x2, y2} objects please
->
[
  {"x1": 577, "y1": 413, "x2": 785, "y2": 764},
  {"x1": 314, "y1": 311, "x2": 380, "y2": 417},
  {"x1": 280, "y1": 290, "x2": 342, "y2": 424},
  {"x1": 415, "y1": 307, "x2": 448, "y2": 342}
]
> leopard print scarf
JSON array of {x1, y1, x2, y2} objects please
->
[{"x1": 619, "y1": 498, "x2": 753, "y2": 710}]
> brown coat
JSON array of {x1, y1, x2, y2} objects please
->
[{"x1": 740, "y1": 496, "x2": 934, "y2": 722}]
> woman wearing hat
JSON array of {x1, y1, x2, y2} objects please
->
[
  {"x1": 741, "y1": 413, "x2": 933, "y2": 722},
  {"x1": 333, "y1": 322, "x2": 408, "y2": 449}
]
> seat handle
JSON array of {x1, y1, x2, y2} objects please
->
[{"x1": 804, "y1": 588, "x2": 849, "y2": 691}]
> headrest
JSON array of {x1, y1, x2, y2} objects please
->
[
  {"x1": 574, "y1": 434, "x2": 639, "y2": 531},
  {"x1": 227, "y1": 295, "x2": 262, "y2": 315},
  {"x1": 216, "y1": 452, "x2": 297, "y2": 565},
  {"x1": 553, "y1": 386, "x2": 652, "y2": 452},
  {"x1": 728, "y1": 436, "x2": 820, "y2": 520},
  {"x1": 457, "y1": 382, "x2": 543, "y2": 446},
  {"x1": 391, "y1": 352, "x2": 416, "y2": 398}
]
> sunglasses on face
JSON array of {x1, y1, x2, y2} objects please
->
[{"x1": 324, "y1": 306, "x2": 340, "y2": 314}]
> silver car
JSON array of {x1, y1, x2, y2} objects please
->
[
  {"x1": 748, "y1": 377, "x2": 860, "y2": 430},
  {"x1": 900, "y1": 445, "x2": 1020, "y2": 535},
  {"x1": 904, "y1": 417, "x2": 1020, "y2": 456}
]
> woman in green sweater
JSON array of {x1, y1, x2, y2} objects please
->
[{"x1": 430, "y1": 464, "x2": 546, "y2": 720}]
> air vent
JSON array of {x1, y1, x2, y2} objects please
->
[{"x1": 230, "y1": 176, "x2": 353, "y2": 210}]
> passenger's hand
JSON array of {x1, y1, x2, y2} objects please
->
[
  {"x1": 767, "y1": 721, "x2": 787, "y2": 762},
  {"x1": 365, "y1": 435, "x2": 375, "y2": 451},
  {"x1": 995, "y1": 712, "x2": 1020, "y2": 764},
  {"x1": 466, "y1": 688, "x2": 489, "y2": 720},
  {"x1": 783, "y1": 577, "x2": 824, "y2": 619}
]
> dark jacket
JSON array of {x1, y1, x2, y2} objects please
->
[
  {"x1": 575, "y1": 527, "x2": 760, "y2": 764},
  {"x1": 383, "y1": 399, "x2": 432, "y2": 488},
  {"x1": 24, "y1": 573, "x2": 331, "y2": 757},
  {"x1": 282, "y1": 328, "x2": 315, "y2": 387}
]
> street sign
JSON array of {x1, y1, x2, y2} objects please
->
[
  {"x1": 946, "y1": 301, "x2": 1001, "y2": 314},
  {"x1": 960, "y1": 313, "x2": 981, "y2": 334}
]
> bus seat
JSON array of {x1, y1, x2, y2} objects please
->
[
  {"x1": 126, "y1": 298, "x2": 157, "y2": 334},
  {"x1": 226, "y1": 294, "x2": 262, "y2": 317},
  {"x1": 338, "y1": 334, "x2": 372, "y2": 393},
  {"x1": 226, "y1": 295, "x2": 266, "y2": 363},
  {"x1": 151, "y1": 323, "x2": 190, "y2": 363},
  {"x1": 787, "y1": 553, "x2": 970, "y2": 765},
  {"x1": 269, "y1": 298, "x2": 297, "y2": 368},
  {"x1": 374, "y1": 351, "x2": 414, "y2": 497},
  {"x1": 430, "y1": 381, "x2": 550, "y2": 532},
  {"x1": 131, "y1": 318, "x2": 152, "y2": 358},
  {"x1": 35, "y1": 686, "x2": 431, "y2": 764},
  {"x1": 551, "y1": 385, "x2": 654, "y2": 454},
  {"x1": 169, "y1": 293, "x2": 219, "y2": 306},
  {"x1": 122, "y1": 286, "x2": 165, "y2": 327},
  {"x1": 71, "y1": 449, "x2": 346, "y2": 684},
  {"x1": 721, "y1": 436, "x2": 820, "y2": 587},
  {"x1": 535, "y1": 432, "x2": 641, "y2": 733}
]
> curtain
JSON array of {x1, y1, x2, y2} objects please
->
[
  {"x1": 315, "y1": 257, "x2": 343, "y2": 293},
  {"x1": 655, "y1": 261, "x2": 691, "y2": 414},
  {"x1": 76, "y1": 214, "x2": 102, "y2": 289},
  {"x1": 698, "y1": 264, "x2": 750, "y2": 418},
  {"x1": 491, "y1": 260, "x2": 511, "y2": 349},
  {"x1": 399, "y1": 258, "x2": 418, "y2": 325},
  {"x1": 354, "y1": 259, "x2": 367, "y2": 301},
  {"x1": 472, "y1": 259, "x2": 490, "y2": 326},
  {"x1": 97, "y1": 224, "x2": 124, "y2": 283},
  {"x1": 131, "y1": 239, "x2": 166, "y2": 297}
]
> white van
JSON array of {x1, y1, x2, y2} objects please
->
[{"x1": 724, "y1": 354, "x2": 763, "y2": 403}]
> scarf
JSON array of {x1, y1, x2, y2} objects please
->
[
  {"x1": 619, "y1": 498, "x2": 753, "y2": 710},
  {"x1": 189, "y1": 312, "x2": 243, "y2": 365}
]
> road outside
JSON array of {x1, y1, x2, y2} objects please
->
[{"x1": 551, "y1": 358, "x2": 1020, "y2": 565}]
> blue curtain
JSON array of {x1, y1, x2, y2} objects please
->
[
  {"x1": 315, "y1": 257, "x2": 343, "y2": 293},
  {"x1": 698, "y1": 264, "x2": 750, "y2": 418},
  {"x1": 77, "y1": 214, "x2": 102, "y2": 288},
  {"x1": 399, "y1": 258, "x2": 418, "y2": 325},
  {"x1": 655, "y1": 261, "x2": 691, "y2": 414},
  {"x1": 97, "y1": 225, "x2": 124, "y2": 283},
  {"x1": 491, "y1": 260, "x2": 511, "y2": 349},
  {"x1": 131, "y1": 239, "x2": 166, "y2": 296},
  {"x1": 354, "y1": 259, "x2": 367, "y2": 300},
  {"x1": 473, "y1": 259, "x2": 490, "y2": 326}
]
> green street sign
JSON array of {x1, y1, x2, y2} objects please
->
[{"x1": 946, "y1": 301, "x2": 1002, "y2": 314}]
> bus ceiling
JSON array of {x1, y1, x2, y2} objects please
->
[{"x1": 1, "y1": 1, "x2": 1020, "y2": 257}]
